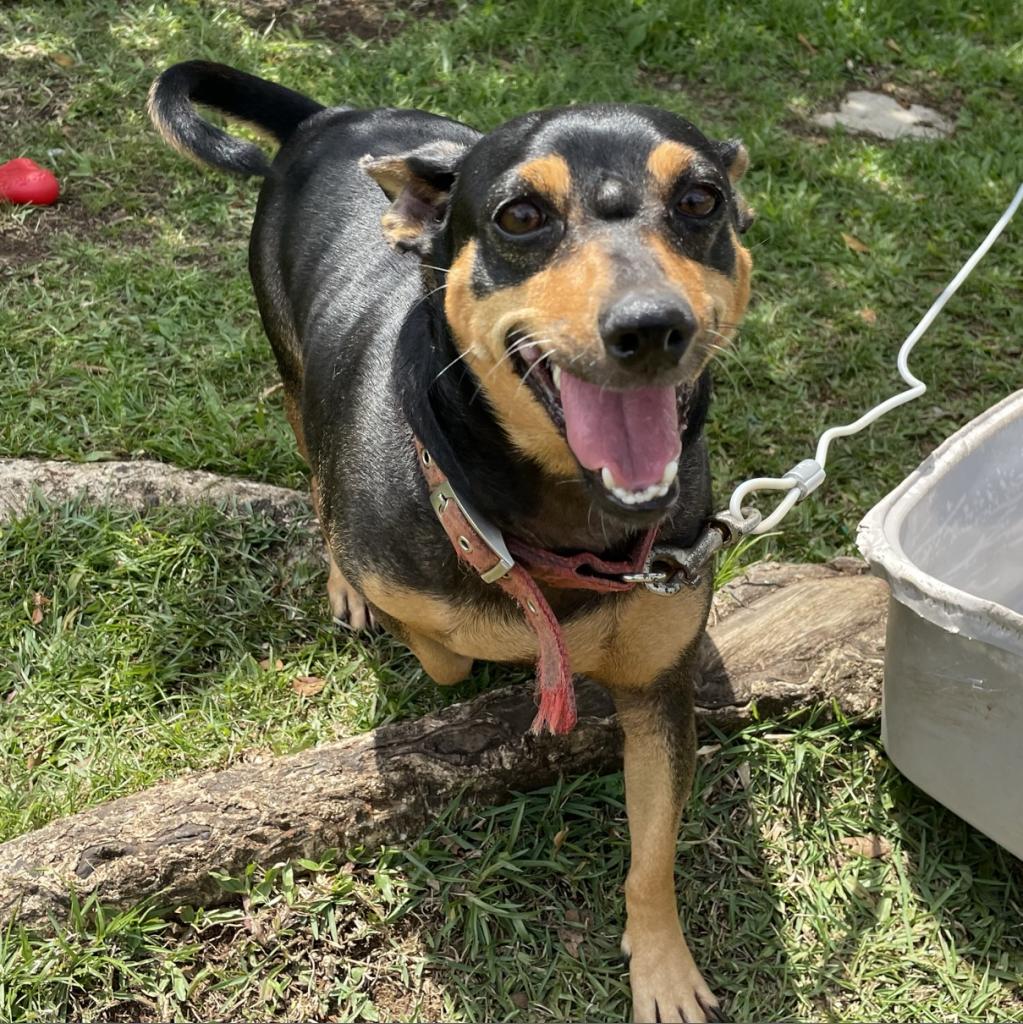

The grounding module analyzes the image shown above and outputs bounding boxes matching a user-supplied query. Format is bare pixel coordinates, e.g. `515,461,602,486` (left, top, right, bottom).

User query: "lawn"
1,0,1022,1020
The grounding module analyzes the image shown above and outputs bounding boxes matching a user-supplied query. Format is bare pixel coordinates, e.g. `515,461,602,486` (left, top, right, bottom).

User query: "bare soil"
226,0,451,42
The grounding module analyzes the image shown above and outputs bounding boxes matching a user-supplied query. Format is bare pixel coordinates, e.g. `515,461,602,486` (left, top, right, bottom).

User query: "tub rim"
857,388,1023,656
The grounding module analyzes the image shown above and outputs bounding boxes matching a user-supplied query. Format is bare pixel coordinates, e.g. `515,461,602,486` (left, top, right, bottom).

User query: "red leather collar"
414,437,656,735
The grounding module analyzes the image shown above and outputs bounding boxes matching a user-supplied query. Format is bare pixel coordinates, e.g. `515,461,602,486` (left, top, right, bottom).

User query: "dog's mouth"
509,335,691,512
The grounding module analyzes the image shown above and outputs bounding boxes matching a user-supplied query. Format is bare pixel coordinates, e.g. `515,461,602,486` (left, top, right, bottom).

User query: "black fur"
150,60,754,1021
149,61,325,177
148,64,741,602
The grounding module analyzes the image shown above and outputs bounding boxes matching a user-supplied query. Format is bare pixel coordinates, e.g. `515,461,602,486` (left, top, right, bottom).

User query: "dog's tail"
148,61,324,177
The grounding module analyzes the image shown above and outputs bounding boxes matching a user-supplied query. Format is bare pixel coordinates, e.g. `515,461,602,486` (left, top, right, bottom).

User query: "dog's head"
363,105,753,518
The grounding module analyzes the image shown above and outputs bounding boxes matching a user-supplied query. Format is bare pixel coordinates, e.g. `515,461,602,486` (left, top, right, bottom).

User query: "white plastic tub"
857,389,1023,858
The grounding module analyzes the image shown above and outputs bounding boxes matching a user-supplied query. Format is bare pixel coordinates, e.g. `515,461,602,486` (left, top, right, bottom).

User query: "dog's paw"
622,927,722,1024
327,558,376,631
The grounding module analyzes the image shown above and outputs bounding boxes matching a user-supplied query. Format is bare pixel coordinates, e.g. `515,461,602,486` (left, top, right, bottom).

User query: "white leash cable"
728,181,1023,536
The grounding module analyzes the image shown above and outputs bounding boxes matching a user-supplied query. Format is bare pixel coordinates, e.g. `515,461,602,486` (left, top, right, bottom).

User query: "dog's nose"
600,294,698,373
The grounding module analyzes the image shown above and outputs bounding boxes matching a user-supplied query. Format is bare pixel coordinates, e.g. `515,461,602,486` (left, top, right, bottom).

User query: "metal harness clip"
623,506,763,595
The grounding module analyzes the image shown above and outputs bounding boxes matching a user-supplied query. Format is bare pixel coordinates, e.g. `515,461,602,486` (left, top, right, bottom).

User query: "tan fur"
617,700,717,1022
444,239,613,477
646,140,696,194
646,232,752,346
360,153,449,247
360,571,708,688
404,628,475,685
282,387,308,462
147,79,206,169
517,153,573,206
726,142,750,183
380,211,423,247
147,77,277,170
359,153,418,199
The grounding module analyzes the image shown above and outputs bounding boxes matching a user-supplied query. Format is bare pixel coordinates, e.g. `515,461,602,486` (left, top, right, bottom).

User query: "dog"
149,61,753,1023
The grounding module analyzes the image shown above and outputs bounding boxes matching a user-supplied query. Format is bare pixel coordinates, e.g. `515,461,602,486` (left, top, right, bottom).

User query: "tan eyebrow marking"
517,153,573,206
646,140,696,193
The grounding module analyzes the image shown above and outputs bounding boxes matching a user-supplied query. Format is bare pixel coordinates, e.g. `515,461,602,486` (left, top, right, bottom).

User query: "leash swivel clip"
622,506,762,595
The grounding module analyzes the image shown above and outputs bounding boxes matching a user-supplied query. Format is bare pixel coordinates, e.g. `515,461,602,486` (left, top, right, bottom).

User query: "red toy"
0,158,60,206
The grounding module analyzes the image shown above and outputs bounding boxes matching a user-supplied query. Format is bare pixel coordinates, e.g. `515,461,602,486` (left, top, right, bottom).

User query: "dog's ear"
361,140,470,254
714,137,755,234
715,138,749,184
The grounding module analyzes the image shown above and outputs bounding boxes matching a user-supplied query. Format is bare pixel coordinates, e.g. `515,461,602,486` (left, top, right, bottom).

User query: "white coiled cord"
727,182,1023,535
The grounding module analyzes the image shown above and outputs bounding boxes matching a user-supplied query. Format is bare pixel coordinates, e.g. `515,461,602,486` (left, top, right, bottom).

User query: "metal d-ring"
624,507,764,595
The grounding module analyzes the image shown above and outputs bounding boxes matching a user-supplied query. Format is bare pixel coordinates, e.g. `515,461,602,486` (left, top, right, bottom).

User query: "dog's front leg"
612,671,721,1024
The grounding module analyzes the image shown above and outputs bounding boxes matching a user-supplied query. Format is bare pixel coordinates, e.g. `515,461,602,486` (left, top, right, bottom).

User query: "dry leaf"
510,992,529,1010
796,33,818,55
557,926,582,958
238,746,273,765
30,592,49,625
735,760,752,790
258,657,285,672
858,307,878,326
51,52,76,69
564,907,580,924
553,827,569,850
885,37,902,54
838,834,892,860
841,232,871,254
291,674,326,696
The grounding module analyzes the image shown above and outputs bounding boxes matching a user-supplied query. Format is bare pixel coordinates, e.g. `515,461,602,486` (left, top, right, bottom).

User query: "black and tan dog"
149,61,752,1023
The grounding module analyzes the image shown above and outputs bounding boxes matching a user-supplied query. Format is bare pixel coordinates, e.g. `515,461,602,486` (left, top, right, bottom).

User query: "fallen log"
0,458,310,525
0,558,887,933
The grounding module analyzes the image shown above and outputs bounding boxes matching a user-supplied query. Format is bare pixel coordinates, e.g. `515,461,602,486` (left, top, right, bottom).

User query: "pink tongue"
559,370,682,491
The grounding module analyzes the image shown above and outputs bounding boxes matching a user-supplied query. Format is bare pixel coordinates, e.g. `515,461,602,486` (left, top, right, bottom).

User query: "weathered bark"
0,558,888,934
0,458,310,525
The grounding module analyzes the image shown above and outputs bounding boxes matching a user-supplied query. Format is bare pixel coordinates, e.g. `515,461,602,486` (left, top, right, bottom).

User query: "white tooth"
661,459,679,486
601,467,616,491
552,365,562,389
607,478,674,505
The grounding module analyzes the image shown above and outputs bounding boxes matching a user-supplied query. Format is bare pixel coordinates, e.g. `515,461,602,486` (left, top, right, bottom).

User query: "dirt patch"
634,69,740,126
0,197,154,278
0,52,75,132
226,0,451,43
0,48,150,274
0,207,58,276
0,229,48,271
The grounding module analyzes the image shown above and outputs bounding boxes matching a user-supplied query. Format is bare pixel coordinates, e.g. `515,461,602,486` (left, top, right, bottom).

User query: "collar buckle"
429,479,515,583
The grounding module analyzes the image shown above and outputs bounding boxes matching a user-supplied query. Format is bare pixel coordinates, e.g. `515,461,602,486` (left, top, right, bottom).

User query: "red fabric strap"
414,438,653,735
506,529,657,592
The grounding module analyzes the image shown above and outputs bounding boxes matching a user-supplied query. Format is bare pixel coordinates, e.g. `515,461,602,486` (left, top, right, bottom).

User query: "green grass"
2,0,1023,1020
4,725,1022,1022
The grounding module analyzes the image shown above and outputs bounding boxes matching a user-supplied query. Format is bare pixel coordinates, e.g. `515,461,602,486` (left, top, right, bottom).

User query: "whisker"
433,346,474,384
407,281,448,316
492,331,545,373
518,348,554,387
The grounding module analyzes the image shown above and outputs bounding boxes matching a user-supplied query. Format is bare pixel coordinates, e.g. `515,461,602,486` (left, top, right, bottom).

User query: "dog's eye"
495,199,546,236
675,186,719,218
